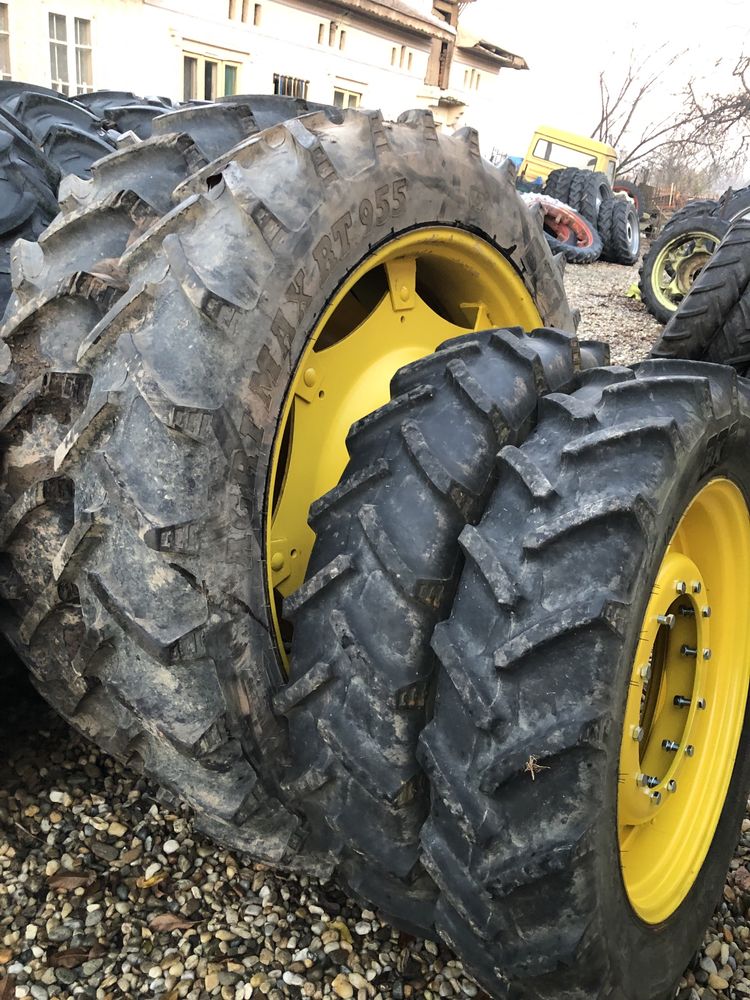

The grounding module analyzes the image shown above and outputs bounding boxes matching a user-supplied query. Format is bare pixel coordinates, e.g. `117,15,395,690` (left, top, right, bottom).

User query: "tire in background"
543,166,579,203
528,194,602,264
651,220,750,370
420,360,750,1000
613,177,645,217
568,169,612,226
639,213,729,324
600,198,640,264
278,328,608,936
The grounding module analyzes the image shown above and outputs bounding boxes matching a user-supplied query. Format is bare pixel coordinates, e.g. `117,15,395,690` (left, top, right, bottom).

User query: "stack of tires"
640,184,750,323
3,80,750,1000
540,165,640,265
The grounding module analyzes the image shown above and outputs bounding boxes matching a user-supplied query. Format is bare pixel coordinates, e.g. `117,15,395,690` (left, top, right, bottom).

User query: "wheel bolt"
651,791,662,804
631,726,645,742
637,773,659,788
667,779,678,793
674,695,691,707
697,698,707,710
684,745,695,757
681,645,697,657
692,581,702,594
657,614,675,629
702,606,711,618
640,664,652,682
679,606,696,617
703,648,712,660
675,580,687,594
662,740,679,752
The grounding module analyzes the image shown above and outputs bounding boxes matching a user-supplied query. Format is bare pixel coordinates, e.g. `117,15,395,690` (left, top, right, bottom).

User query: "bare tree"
592,48,749,179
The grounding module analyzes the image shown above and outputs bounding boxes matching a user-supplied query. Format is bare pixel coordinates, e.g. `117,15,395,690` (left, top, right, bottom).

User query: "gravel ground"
0,259,746,1000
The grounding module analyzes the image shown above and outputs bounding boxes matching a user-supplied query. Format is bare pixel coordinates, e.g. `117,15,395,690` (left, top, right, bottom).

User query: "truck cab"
520,126,617,184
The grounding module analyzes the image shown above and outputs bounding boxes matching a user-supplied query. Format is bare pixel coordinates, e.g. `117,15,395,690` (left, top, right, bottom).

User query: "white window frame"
48,12,93,95
333,86,361,109
183,49,241,101
0,3,10,81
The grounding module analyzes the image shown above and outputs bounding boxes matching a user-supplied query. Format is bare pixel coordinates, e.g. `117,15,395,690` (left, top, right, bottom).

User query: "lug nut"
692,581,702,594
640,664,652,682
697,698,707,710
631,726,645,742
684,745,695,757
681,645,697,657
657,614,675,629
667,779,678,793
662,740,680,752
703,648,712,660
674,695,691,707
675,580,687,594
651,791,662,804
702,606,711,618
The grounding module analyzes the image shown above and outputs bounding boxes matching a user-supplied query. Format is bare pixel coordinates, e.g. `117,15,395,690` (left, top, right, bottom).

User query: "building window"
328,23,337,46
49,13,69,95
475,71,480,90
399,45,406,68
184,52,240,101
391,46,397,66
318,23,325,45
273,74,308,100
426,38,452,88
463,68,469,87
0,4,10,81
74,17,92,93
228,0,237,18
254,3,262,26
333,87,361,109
339,30,346,50
407,51,413,71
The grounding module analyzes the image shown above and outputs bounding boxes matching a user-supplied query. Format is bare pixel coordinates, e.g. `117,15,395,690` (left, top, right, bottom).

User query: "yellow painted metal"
520,125,617,183
618,478,750,924
651,231,720,312
267,227,542,661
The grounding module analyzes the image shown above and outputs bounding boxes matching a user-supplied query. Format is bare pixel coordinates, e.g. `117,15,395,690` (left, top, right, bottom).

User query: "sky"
459,0,750,164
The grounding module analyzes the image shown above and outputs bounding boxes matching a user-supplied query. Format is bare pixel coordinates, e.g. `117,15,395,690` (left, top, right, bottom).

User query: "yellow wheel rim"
618,478,750,924
267,226,542,663
651,231,720,312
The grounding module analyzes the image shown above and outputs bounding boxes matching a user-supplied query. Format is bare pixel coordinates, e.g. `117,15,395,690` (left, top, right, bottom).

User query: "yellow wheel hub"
652,231,720,312
619,478,750,924
267,227,542,661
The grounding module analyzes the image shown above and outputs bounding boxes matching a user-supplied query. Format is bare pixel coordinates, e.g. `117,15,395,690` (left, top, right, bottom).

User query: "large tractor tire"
599,197,641,264
278,327,608,934
420,360,750,1000
0,114,59,314
664,198,719,232
568,169,612,226
652,220,750,370
0,85,115,179
543,166,579,203
0,108,573,870
639,213,729,323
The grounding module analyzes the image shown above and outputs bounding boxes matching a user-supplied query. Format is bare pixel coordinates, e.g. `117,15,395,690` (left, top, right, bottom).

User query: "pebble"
332,974,354,999
164,838,180,854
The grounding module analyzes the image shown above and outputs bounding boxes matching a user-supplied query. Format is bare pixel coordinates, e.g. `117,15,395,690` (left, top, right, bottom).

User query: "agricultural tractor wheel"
568,169,612,226
652,220,750,370
278,327,608,935
599,197,640,264
640,214,729,323
664,198,719,233
0,108,573,869
420,360,750,1000
524,193,602,264
543,166,579,203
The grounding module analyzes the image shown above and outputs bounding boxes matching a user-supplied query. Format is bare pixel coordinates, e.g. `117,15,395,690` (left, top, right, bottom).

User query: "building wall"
4,0,512,149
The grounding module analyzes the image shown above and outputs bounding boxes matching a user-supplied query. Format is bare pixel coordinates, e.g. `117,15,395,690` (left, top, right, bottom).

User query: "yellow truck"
519,124,617,184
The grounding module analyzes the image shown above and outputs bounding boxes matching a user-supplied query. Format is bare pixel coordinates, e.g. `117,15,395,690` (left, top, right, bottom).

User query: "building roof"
455,26,528,69
323,0,455,41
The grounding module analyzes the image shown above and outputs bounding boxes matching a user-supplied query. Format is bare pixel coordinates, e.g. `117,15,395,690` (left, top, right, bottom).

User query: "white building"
0,0,527,144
